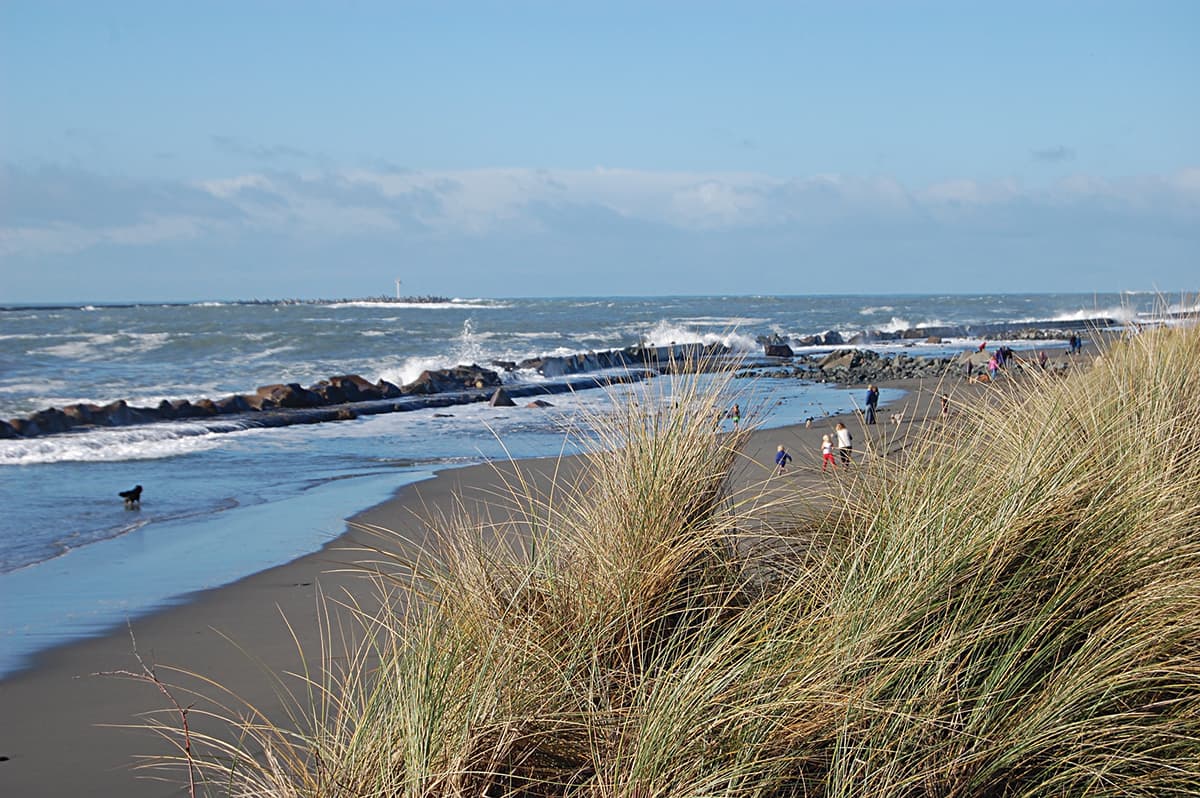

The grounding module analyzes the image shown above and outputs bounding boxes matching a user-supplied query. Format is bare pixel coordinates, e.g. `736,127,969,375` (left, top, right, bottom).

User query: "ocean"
0,292,1184,676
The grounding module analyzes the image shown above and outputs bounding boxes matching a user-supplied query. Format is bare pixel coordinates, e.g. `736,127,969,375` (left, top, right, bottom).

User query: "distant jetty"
254,295,454,306
0,296,456,313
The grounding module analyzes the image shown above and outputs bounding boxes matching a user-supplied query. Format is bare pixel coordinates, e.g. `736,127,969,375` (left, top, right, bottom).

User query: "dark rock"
241,393,274,411
490,388,517,407
525,399,553,408
62,403,99,425
490,360,518,371
97,400,135,426
311,381,348,404
376,379,402,399
402,365,501,395
9,417,41,436
401,371,437,395
30,408,71,435
0,420,15,438
764,343,794,358
334,408,357,421
214,395,253,414
13,418,43,435
256,383,322,408
329,374,381,402
162,399,209,419
192,399,219,416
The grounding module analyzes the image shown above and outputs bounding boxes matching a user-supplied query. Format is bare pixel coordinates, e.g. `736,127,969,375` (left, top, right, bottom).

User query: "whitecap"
627,320,759,354
0,421,247,466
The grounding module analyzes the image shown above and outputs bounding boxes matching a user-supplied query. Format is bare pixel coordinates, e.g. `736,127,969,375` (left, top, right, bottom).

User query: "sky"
1,1,1197,302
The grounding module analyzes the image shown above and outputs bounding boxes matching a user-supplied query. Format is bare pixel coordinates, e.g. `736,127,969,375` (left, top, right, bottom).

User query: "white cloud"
3,163,1199,263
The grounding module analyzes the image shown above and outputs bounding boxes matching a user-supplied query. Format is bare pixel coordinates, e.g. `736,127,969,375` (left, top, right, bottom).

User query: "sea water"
0,292,1187,676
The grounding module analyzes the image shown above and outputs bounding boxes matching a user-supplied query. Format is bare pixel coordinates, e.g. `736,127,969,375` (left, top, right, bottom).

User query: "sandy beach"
0,372,983,796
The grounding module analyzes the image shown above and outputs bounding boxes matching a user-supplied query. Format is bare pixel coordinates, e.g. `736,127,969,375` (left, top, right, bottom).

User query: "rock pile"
0,365,501,439
0,342,734,440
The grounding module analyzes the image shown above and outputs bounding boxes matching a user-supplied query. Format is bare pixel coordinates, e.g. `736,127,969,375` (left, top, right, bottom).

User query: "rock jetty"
1,342,729,440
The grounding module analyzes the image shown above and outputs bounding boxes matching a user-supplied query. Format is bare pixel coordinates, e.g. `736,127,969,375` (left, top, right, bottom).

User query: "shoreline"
0,371,1002,796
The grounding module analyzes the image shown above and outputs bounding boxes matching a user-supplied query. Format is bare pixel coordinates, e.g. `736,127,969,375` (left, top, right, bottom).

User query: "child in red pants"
821,434,836,471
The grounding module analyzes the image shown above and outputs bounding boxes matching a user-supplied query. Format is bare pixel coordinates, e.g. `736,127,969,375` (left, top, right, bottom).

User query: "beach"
0,368,982,797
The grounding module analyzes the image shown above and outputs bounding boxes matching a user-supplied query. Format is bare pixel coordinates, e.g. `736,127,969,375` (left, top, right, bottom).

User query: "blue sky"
2,2,1197,301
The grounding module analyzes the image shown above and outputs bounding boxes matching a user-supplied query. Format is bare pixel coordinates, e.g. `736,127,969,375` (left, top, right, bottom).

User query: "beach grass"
141,327,1200,796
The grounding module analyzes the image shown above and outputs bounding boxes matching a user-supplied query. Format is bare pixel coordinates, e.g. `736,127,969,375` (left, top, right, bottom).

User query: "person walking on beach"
774,444,792,474
821,434,836,472
835,422,853,466
987,355,999,381
864,384,879,425
730,403,741,427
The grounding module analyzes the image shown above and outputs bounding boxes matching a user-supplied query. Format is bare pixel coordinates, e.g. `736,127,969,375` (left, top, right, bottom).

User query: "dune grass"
143,328,1200,796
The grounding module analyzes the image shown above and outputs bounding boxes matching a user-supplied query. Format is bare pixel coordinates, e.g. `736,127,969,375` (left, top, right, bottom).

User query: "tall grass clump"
141,329,1200,796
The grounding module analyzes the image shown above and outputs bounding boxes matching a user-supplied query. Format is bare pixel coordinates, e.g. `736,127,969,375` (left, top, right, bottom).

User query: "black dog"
119,484,143,508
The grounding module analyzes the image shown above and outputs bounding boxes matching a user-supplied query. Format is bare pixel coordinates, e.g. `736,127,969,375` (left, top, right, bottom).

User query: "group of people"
774,421,853,474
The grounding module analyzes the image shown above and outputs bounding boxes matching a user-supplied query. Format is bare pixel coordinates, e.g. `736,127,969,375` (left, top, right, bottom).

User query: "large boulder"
764,343,794,358
30,408,73,434
310,381,347,404
96,400,136,426
62,403,99,425
328,374,381,402
818,349,860,372
8,417,40,436
255,383,322,409
192,398,219,416
214,395,253,414
0,419,15,438
819,330,845,346
376,379,402,399
402,365,502,395
160,399,214,419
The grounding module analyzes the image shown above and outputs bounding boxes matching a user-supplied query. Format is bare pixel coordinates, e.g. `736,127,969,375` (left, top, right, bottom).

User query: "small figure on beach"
940,393,950,421
835,422,853,466
821,434,836,471
864,384,879,425
978,340,988,353
1038,350,1048,370
119,484,143,509
987,355,999,381
774,444,792,474
730,403,741,427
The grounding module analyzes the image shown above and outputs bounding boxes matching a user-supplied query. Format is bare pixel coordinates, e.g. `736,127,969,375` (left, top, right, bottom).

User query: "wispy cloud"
211,135,316,163
3,163,1198,281
1032,145,1076,163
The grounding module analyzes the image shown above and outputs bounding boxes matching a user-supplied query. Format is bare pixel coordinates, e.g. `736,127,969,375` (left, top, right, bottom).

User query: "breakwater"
1,342,730,440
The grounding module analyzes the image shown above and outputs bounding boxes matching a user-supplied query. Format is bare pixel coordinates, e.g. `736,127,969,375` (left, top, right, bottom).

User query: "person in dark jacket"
864,384,879,425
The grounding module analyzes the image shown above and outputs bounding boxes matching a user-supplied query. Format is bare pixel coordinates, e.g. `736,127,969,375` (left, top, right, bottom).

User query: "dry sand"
0,372,992,796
